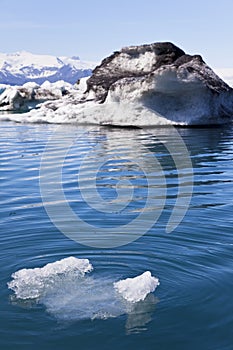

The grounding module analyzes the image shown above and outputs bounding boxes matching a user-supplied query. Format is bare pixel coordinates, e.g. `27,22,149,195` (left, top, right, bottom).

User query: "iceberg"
3,42,233,126
0,80,75,111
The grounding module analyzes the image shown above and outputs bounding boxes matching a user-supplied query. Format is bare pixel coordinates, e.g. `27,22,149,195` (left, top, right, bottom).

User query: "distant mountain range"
0,51,96,85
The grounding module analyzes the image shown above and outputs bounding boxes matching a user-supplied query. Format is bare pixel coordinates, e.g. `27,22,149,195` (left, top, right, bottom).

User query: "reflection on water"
125,294,158,334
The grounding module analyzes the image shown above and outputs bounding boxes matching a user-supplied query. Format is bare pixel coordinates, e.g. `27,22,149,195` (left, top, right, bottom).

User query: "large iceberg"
2,42,233,125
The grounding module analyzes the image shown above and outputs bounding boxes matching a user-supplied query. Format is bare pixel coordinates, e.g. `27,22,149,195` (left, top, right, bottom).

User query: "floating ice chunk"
114,271,159,303
7,256,93,300
8,260,159,327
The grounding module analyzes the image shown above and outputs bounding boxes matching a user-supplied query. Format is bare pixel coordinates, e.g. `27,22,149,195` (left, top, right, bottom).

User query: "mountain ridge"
0,51,96,85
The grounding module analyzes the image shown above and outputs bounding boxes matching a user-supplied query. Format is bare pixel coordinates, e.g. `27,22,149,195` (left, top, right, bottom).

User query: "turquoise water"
1,121,233,349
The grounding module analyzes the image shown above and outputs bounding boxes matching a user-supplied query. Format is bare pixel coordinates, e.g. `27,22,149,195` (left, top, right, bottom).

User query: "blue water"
1,121,233,350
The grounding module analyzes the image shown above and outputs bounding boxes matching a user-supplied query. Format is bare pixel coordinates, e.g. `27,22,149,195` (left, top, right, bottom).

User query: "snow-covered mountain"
0,51,96,85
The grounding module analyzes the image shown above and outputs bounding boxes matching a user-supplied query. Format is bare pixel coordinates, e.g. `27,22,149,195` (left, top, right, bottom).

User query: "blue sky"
1,0,233,67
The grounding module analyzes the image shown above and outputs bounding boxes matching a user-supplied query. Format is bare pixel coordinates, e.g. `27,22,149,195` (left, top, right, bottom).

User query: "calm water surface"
1,121,233,350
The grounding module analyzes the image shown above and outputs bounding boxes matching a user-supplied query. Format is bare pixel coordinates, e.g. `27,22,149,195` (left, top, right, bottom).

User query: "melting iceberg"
8,257,159,325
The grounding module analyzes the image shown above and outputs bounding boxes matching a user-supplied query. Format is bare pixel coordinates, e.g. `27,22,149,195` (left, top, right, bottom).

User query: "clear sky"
1,0,233,67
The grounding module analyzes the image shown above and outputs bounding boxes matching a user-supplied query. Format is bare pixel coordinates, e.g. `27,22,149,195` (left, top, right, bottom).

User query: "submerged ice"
8,257,159,323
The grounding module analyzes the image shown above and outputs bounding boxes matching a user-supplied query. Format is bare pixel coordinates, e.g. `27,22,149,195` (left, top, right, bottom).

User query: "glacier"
1,42,233,126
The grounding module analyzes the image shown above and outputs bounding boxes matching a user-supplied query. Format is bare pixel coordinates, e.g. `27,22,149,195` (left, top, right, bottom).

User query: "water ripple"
1,123,233,349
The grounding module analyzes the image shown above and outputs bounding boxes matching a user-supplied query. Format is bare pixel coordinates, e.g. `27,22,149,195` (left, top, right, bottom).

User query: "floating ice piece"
7,256,93,300
0,80,77,111
8,259,160,326
114,271,160,303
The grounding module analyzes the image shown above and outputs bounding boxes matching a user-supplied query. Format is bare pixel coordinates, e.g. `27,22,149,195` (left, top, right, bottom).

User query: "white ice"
114,271,160,303
8,257,93,300
1,65,232,125
0,80,77,111
8,257,159,323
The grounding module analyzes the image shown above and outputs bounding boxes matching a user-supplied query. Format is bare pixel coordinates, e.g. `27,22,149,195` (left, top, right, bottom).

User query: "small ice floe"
114,271,160,303
7,256,93,300
8,257,159,328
